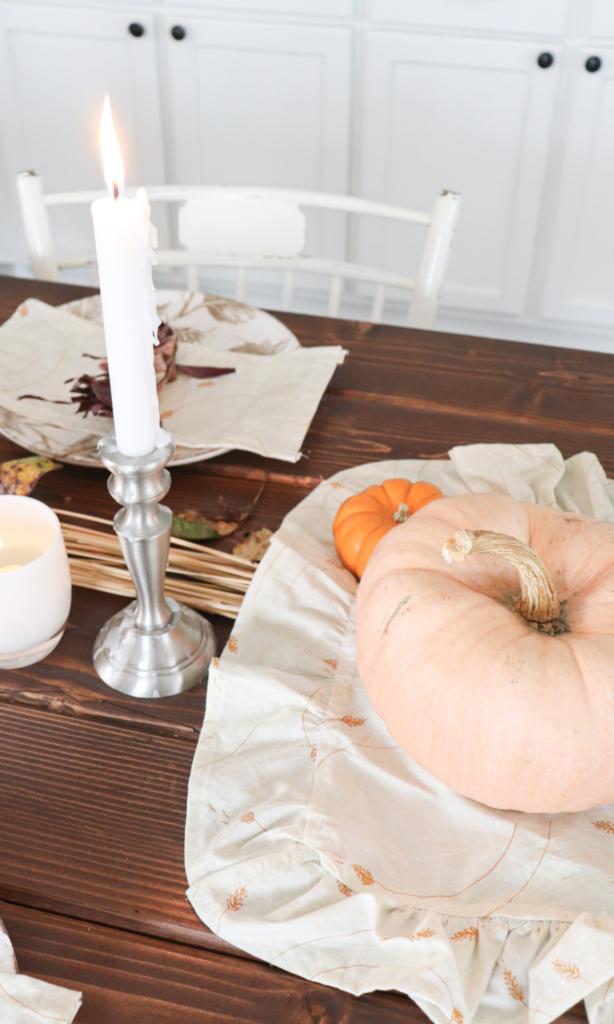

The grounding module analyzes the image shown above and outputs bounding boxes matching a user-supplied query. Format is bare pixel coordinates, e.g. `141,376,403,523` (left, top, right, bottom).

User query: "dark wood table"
0,273,600,1023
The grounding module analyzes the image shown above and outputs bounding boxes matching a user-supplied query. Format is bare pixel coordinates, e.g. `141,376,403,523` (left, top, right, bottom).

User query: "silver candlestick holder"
93,431,216,698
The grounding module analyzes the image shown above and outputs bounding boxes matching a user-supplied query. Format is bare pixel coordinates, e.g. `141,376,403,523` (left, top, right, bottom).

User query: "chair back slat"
236,267,248,304
328,276,342,319
281,271,294,312
18,174,461,327
371,284,385,324
187,265,199,292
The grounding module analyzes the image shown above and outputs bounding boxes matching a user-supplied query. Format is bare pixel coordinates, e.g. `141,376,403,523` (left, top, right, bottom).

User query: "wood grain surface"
2,903,428,1024
0,274,597,1022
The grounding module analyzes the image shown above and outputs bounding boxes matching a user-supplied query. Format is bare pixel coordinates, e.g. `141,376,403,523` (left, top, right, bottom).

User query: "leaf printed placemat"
0,292,342,465
186,443,614,1024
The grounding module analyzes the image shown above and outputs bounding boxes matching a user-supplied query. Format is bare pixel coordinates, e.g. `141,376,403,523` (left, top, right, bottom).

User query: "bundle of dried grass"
54,508,256,619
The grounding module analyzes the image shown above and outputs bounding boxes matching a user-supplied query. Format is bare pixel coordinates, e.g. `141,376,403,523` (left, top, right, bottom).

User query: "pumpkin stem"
442,529,561,625
392,503,410,523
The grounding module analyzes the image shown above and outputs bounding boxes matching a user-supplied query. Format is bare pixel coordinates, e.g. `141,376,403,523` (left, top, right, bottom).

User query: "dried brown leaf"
233,528,273,562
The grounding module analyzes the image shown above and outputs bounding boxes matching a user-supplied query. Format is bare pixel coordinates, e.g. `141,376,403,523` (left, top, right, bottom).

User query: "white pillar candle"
0,497,71,666
91,97,163,457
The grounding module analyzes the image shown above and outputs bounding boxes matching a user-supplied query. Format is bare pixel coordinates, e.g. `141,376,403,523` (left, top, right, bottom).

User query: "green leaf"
171,514,220,541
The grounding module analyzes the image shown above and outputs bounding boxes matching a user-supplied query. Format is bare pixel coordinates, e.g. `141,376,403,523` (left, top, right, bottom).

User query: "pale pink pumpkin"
355,491,614,813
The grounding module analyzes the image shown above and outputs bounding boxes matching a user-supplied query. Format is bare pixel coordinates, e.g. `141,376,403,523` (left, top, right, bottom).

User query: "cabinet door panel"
542,49,614,326
366,0,570,36
0,4,166,263
163,18,351,257
165,0,354,16
357,33,561,315
589,1,614,39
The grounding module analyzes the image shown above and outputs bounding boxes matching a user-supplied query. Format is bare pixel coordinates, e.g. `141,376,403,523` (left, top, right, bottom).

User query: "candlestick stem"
93,431,215,698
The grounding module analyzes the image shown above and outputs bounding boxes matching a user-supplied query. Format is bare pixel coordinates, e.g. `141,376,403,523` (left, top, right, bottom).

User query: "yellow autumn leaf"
0,456,60,496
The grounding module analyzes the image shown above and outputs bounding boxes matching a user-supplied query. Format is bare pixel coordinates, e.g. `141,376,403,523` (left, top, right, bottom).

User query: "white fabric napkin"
186,443,614,1024
0,916,81,1023
0,299,345,462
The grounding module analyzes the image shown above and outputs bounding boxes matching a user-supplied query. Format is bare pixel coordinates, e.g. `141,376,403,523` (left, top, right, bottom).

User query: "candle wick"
112,181,119,200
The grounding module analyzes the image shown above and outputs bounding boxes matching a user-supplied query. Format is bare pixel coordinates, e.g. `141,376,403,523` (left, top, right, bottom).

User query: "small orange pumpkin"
333,478,443,578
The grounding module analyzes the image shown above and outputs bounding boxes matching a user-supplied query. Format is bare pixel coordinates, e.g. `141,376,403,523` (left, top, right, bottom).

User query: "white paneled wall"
2,0,614,350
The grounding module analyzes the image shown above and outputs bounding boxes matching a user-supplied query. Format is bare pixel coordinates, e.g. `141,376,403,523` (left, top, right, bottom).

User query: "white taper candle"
90,97,163,457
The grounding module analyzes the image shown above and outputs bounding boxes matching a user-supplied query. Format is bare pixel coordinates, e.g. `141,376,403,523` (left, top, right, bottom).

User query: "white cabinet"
588,1,614,39
357,33,562,316
0,3,166,260
2,0,614,347
162,17,352,257
542,47,614,326
366,0,571,37
164,0,354,15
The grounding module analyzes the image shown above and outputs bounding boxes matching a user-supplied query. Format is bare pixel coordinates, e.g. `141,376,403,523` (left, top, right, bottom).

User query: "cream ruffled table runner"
186,444,614,1024
0,916,81,1022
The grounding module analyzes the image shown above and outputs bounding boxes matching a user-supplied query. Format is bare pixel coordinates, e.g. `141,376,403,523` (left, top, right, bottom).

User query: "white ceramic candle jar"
0,496,71,668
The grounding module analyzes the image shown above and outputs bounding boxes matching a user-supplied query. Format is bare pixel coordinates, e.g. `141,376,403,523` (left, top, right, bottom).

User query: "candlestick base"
93,597,214,699
92,431,216,699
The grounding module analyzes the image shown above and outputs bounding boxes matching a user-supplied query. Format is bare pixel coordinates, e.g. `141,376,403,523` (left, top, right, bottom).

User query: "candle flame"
100,95,124,199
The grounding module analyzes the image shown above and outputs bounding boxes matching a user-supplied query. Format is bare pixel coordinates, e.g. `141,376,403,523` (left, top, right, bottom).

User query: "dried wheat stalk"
54,508,256,620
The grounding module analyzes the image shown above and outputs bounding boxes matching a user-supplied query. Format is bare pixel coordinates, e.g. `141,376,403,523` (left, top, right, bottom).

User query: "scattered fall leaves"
0,455,60,495
233,528,273,562
172,474,269,543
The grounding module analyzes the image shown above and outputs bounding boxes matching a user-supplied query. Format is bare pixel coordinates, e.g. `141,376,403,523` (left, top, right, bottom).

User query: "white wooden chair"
16,172,461,328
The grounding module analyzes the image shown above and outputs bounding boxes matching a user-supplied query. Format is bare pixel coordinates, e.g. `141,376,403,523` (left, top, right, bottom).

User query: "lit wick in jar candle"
0,531,21,572
0,497,71,668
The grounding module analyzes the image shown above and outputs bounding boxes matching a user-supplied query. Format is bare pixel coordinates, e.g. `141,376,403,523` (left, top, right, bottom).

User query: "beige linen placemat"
0,915,81,1022
186,443,614,1024
0,299,345,462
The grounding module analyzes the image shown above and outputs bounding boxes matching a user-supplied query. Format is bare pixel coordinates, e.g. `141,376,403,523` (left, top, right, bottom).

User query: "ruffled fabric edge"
189,859,614,1023
186,447,614,1024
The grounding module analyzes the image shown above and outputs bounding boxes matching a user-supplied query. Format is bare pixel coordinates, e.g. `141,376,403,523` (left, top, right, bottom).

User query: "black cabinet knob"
537,52,554,69
171,25,186,40
586,55,602,72
128,22,145,38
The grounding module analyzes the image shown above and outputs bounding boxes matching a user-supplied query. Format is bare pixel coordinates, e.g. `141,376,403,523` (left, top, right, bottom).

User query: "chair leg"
236,267,248,303
370,284,385,324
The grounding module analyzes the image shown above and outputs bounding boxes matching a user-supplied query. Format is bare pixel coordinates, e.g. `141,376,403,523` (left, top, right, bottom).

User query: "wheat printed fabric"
185,444,614,1024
